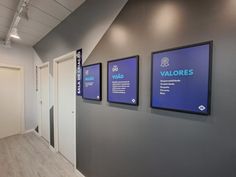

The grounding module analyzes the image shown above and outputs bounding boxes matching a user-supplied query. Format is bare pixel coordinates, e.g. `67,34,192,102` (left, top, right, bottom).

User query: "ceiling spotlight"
20,10,29,20
20,4,29,20
10,28,20,39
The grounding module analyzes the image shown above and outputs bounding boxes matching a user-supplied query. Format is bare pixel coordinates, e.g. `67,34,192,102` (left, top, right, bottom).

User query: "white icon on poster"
112,65,119,72
76,52,81,58
160,57,170,67
198,105,206,111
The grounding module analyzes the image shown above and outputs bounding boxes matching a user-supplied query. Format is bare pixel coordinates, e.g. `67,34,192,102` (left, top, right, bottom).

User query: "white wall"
0,43,38,130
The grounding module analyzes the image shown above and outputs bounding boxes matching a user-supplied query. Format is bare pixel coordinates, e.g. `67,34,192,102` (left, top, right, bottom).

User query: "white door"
57,58,75,164
39,64,50,142
0,66,22,139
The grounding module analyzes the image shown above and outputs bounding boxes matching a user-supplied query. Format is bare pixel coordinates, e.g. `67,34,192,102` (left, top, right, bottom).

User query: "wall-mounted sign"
82,63,102,101
107,56,139,105
151,41,212,115
76,49,82,96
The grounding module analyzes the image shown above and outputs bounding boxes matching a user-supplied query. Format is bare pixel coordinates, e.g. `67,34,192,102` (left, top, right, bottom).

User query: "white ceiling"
0,0,85,46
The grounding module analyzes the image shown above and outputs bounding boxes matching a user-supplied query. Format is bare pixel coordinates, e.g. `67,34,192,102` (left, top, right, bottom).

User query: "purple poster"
82,63,102,101
108,56,139,105
151,41,212,115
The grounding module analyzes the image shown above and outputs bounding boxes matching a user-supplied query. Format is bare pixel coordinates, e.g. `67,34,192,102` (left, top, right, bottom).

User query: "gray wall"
77,0,236,177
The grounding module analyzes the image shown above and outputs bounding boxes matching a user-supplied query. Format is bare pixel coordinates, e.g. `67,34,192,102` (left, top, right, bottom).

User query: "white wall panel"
28,6,61,28
0,16,12,27
19,19,52,34
0,43,37,130
0,5,14,20
0,0,18,10
55,0,85,12
30,0,70,21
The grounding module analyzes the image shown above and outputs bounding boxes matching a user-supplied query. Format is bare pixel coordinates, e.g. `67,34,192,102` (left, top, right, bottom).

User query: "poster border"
107,55,139,106
150,41,213,115
82,63,102,101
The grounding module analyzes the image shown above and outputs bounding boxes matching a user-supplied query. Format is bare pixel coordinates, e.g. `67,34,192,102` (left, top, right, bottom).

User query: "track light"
10,28,20,39
20,2,29,20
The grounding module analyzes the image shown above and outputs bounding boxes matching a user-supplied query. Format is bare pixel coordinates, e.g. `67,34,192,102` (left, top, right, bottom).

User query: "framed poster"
107,56,139,105
76,49,83,96
82,63,102,101
151,41,212,115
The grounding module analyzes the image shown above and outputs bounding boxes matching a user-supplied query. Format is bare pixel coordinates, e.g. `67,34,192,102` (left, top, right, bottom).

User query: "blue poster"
151,42,212,114
76,49,83,96
108,56,139,105
82,63,102,101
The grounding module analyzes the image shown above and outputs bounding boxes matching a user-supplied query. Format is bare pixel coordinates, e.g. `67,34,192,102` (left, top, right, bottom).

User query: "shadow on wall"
108,102,138,111
150,108,209,122
83,99,102,105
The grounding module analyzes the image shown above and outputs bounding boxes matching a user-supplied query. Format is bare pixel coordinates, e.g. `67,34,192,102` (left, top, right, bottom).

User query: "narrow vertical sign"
76,49,83,96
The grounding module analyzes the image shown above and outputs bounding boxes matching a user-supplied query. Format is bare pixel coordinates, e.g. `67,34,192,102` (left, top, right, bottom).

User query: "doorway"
0,64,24,139
38,62,50,142
53,52,76,166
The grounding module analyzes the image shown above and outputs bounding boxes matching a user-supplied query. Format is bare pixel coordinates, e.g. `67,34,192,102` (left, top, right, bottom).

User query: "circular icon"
160,57,170,67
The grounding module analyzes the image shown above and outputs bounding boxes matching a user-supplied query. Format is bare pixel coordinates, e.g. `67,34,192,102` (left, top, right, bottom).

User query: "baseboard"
23,129,35,134
75,169,85,177
49,145,56,152
34,130,40,136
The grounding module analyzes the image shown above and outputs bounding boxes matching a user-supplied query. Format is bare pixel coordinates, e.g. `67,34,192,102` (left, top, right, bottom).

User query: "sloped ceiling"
33,0,128,63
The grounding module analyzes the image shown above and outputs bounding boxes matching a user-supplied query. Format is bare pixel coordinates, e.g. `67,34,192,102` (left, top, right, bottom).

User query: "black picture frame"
151,41,213,115
82,63,102,101
107,55,139,106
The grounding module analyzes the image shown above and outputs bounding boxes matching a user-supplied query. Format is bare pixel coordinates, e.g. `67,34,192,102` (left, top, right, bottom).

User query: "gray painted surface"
33,0,127,66
50,106,54,147
77,0,236,177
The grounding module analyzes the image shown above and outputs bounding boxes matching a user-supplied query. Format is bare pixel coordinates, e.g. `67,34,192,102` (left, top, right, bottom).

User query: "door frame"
0,63,25,134
37,62,50,143
53,51,77,167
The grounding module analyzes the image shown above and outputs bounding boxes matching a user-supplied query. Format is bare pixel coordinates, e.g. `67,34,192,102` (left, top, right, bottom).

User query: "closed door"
57,58,75,164
39,65,50,142
0,66,22,139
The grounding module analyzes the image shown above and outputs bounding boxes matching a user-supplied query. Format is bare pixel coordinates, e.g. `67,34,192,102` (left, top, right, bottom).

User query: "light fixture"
20,9,29,20
10,28,20,39
4,0,30,45
20,2,29,20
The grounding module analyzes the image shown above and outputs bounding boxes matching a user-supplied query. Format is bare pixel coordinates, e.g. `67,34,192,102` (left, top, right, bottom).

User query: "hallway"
0,132,78,177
